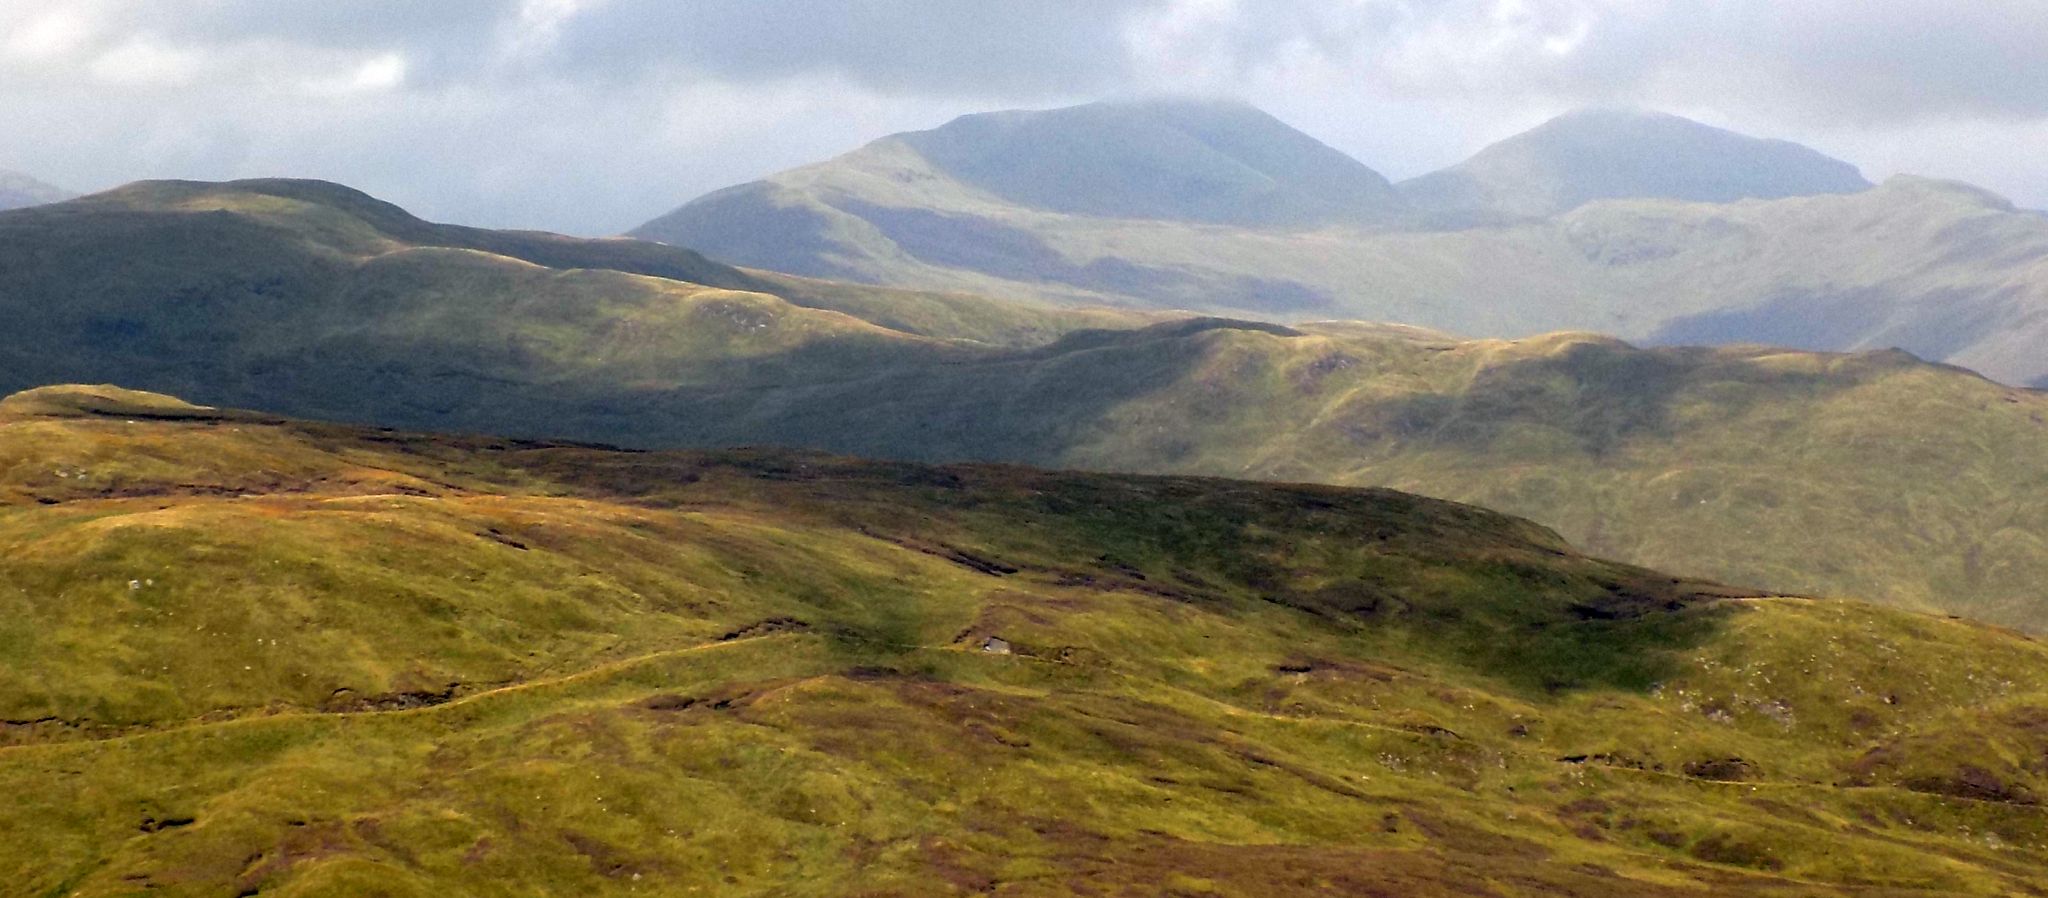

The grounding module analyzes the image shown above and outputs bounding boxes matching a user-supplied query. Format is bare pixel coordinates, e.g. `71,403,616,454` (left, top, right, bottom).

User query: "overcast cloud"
2,0,2043,234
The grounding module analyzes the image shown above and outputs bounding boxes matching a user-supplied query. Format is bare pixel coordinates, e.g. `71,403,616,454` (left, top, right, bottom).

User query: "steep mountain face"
1398,108,1873,221
5,385,2047,896
633,104,2048,387
0,168,73,210
4,180,2048,632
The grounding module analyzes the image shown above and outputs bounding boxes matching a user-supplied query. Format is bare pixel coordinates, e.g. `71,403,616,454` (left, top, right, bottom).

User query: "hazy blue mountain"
631,103,2047,386
1399,108,1873,222
0,169,72,211
893,99,1404,227
629,98,1408,293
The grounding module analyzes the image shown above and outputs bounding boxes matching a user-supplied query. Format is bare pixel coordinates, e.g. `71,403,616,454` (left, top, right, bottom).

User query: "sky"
2,0,2044,235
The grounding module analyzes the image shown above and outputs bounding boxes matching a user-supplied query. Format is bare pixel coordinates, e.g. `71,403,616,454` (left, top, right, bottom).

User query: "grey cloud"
2,0,2046,234
129,1,498,48
105,0,1172,96
1666,1,2048,124
536,0,1169,96
1210,0,2048,126
52,1,520,90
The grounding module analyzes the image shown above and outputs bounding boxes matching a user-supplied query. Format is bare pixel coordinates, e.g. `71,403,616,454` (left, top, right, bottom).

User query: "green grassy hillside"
1038,325,2048,633
574,317,2048,632
4,177,1147,360
6,179,2048,636
632,102,2048,387
0,178,1152,421
4,385,2047,896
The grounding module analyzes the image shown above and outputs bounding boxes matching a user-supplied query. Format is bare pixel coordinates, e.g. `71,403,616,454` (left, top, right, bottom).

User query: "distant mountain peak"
879,98,1402,228
1548,105,1692,123
630,98,1409,284
937,94,1263,124
1875,174,2018,212
1526,106,1831,147
1400,108,1872,221
0,169,74,211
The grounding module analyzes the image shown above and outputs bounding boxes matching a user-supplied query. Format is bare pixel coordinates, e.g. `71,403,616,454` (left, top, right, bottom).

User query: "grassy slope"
3,385,2048,897
0,178,1142,359
7,180,2048,635
1050,326,2048,632
501,318,2048,634
0,178,1153,428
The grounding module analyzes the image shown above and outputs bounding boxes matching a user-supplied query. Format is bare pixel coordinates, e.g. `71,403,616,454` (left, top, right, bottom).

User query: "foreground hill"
0,168,72,211
5,179,2047,633
3,385,2046,896
634,101,2048,387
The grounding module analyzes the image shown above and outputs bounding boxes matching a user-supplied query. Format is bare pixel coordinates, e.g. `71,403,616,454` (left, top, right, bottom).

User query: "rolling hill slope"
0,177,1153,422
633,101,2048,386
629,320,2048,633
4,385,2047,896
5,180,2047,633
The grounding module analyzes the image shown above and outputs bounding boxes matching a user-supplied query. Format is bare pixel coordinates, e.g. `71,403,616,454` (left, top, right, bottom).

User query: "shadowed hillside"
3,385,2046,896
5,179,2048,634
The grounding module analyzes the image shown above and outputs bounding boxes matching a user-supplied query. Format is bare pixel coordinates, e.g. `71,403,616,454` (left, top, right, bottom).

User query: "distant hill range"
634,100,2048,388
0,168,73,211
4,178,2047,632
